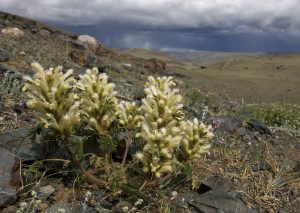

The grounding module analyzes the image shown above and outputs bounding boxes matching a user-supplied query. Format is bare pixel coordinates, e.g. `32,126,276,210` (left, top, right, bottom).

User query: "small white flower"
122,206,129,212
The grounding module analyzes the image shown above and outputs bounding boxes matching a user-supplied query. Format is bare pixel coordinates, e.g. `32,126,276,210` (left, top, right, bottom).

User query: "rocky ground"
0,11,300,213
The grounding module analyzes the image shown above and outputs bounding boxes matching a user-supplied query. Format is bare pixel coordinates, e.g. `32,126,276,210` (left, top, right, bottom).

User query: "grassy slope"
124,49,300,104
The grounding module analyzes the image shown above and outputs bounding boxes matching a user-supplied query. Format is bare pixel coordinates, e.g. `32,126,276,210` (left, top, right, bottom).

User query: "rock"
112,200,132,213
77,35,100,52
38,29,51,38
36,203,49,212
95,204,113,213
0,147,21,208
13,103,25,114
37,185,55,200
74,205,96,213
47,203,71,213
85,54,97,67
0,50,10,62
125,79,134,85
1,205,18,213
30,27,38,34
196,183,212,194
1,27,24,37
186,189,258,213
98,199,113,209
251,161,272,172
0,128,45,161
247,120,271,135
210,116,243,133
122,63,133,70
67,40,86,50
0,63,23,80
237,127,247,136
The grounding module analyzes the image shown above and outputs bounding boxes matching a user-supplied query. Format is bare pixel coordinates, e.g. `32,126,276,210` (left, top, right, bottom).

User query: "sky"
1,0,300,52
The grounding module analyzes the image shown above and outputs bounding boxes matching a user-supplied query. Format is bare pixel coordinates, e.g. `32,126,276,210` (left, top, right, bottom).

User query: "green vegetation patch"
239,103,300,130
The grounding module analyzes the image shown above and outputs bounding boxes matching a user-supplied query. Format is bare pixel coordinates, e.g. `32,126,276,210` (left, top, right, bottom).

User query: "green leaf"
69,136,87,160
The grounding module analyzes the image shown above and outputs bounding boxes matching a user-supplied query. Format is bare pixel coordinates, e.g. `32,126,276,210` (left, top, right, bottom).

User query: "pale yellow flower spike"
117,101,140,129
181,118,213,160
77,67,118,135
23,63,80,136
136,76,184,178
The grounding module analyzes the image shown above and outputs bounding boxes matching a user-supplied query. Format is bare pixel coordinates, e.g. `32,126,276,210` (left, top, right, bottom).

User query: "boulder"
77,35,100,52
1,27,24,37
0,128,45,162
0,147,21,208
38,29,51,38
187,189,258,213
178,176,257,213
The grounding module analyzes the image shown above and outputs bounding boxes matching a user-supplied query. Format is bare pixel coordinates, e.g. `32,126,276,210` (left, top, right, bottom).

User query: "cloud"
1,0,300,52
1,0,300,36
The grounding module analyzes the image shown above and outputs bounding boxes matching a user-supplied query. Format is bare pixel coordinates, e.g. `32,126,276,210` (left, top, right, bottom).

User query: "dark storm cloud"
63,23,300,52
1,0,300,52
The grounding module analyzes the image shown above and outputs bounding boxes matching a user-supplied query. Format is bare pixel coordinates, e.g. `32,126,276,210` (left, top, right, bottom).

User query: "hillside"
0,11,300,213
124,49,300,104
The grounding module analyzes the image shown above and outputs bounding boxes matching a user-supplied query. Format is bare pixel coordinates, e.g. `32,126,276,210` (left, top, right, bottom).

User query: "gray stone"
98,200,113,209
188,189,258,213
74,205,97,213
38,29,51,38
95,204,113,213
0,63,23,80
237,127,247,136
0,50,10,62
0,147,21,207
0,128,45,161
37,185,55,200
251,161,272,172
247,120,271,135
47,203,71,213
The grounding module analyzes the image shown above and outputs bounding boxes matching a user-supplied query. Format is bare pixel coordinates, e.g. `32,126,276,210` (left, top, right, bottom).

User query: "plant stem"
121,131,132,166
61,137,106,187
104,153,111,175
147,174,172,186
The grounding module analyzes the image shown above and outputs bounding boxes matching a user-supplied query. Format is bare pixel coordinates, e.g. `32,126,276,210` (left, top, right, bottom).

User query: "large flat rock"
0,128,45,161
0,147,21,207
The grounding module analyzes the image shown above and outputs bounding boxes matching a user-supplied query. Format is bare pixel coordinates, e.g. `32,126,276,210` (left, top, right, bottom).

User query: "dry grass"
125,49,300,104
196,133,300,212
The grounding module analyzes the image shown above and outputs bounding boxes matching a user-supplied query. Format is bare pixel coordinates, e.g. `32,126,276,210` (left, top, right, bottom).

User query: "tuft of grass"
0,74,24,106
